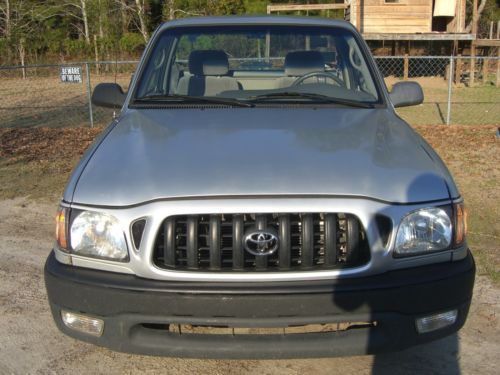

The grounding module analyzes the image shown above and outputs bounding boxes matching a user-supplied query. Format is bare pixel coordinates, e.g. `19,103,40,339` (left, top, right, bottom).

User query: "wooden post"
472,0,478,36
482,57,488,84
403,54,409,80
490,21,494,39
455,54,462,84
470,0,478,86
470,43,476,86
446,56,454,125
496,47,500,87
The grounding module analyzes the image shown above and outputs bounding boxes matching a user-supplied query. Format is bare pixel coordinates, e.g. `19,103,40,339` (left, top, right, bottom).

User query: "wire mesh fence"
0,56,499,128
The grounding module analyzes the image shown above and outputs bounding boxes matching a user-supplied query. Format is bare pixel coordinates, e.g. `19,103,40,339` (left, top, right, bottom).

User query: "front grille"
152,213,369,272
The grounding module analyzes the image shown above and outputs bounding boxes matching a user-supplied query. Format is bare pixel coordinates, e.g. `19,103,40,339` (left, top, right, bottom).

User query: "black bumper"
44,251,475,359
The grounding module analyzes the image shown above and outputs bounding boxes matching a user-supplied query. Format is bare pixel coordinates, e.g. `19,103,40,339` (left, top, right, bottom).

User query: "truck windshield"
134,25,381,105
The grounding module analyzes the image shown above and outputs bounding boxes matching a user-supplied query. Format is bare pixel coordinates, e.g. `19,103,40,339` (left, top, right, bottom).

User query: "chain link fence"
375,56,500,125
0,56,499,128
0,61,136,128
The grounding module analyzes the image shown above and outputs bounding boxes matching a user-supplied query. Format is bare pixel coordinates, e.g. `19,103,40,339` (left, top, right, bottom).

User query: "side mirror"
91,83,126,109
389,81,424,108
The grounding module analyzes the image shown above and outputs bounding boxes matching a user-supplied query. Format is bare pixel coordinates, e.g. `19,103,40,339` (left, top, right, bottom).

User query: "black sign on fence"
60,66,82,83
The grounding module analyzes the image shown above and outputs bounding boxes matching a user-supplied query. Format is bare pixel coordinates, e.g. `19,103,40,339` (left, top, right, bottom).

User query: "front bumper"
45,250,475,359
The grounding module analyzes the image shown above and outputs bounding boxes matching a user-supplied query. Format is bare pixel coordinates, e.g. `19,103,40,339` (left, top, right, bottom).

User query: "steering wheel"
292,71,344,87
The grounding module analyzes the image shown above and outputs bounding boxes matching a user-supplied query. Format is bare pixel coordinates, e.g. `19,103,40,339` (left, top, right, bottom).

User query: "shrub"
119,33,146,54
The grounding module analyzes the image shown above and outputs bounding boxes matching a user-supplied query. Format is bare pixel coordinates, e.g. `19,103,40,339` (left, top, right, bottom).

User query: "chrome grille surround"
55,196,466,282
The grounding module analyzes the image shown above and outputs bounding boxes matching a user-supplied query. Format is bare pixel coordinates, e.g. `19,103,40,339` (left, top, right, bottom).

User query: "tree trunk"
120,0,129,33
98,0,104,39
4,0,11,39
135,0,148,43
465,0,487,33
19,37,26,79
4,0,11,62
167,0,174,20
81,0,90,44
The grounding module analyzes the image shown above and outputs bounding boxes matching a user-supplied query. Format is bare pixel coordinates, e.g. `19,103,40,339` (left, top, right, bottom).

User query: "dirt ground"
0,126,499,374
0,198,498,375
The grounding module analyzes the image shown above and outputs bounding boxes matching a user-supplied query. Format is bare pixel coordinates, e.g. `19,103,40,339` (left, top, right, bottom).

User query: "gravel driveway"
0,198,498,375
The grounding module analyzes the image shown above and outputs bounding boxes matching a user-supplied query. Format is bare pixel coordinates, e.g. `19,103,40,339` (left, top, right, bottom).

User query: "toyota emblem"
243,230,279,256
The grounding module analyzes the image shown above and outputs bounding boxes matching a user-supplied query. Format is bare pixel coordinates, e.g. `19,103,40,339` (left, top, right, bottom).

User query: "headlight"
394,207,452,257
70,211,128,261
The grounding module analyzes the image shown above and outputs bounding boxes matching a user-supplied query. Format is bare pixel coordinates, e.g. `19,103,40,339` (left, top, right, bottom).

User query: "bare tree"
1,1,58,62
18,35,25,76
81,0,89,43
166,0,174,21
119,0,129,33
58,0,91,44
0,0,12,38
134,0,148,42
112,0,148,42
97,0,104,38
465,0,488,33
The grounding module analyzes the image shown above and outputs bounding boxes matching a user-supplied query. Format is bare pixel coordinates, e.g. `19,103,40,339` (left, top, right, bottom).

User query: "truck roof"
158,16,357,31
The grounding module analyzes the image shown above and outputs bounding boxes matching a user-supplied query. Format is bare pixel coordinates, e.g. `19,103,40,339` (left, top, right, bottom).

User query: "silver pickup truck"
45,16,475,359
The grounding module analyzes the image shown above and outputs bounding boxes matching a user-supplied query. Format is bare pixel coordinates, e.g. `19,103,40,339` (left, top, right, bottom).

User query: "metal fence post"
85,62,94,128
446,56,454,125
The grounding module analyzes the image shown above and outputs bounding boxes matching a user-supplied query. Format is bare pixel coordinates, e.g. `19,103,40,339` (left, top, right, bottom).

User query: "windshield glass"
134,25,381,105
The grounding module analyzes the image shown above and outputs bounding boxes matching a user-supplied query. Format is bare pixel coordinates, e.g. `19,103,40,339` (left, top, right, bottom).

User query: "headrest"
188,50,229,76
284,51,325,76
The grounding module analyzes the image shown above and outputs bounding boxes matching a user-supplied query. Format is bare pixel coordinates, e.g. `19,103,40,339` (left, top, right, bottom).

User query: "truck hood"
70,108,452,207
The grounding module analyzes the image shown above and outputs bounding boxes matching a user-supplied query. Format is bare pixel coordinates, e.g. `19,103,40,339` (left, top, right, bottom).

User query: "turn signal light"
56,207,68,250
454,203,467,246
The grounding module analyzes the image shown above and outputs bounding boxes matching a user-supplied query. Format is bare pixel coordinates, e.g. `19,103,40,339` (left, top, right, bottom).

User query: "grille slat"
163,218,176,267
153,213,369,272
209,215,221,270
324,213,338,266
186,216,198,269
301,214,314,268
278,215,291,269
346,215,360,264
232,215,244,270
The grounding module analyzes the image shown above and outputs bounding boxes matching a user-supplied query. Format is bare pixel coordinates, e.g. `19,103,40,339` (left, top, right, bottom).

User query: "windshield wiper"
134,94,254,108
248,92,375,108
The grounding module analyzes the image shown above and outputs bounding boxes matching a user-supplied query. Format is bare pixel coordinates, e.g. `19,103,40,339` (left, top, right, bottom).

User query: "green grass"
414,125,499,283
466,202,500,283
388,79,500,125
0,158,77,200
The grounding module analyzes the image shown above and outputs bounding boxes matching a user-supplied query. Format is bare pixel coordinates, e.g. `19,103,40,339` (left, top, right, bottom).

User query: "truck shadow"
331,172,465,374
371,334,460,374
